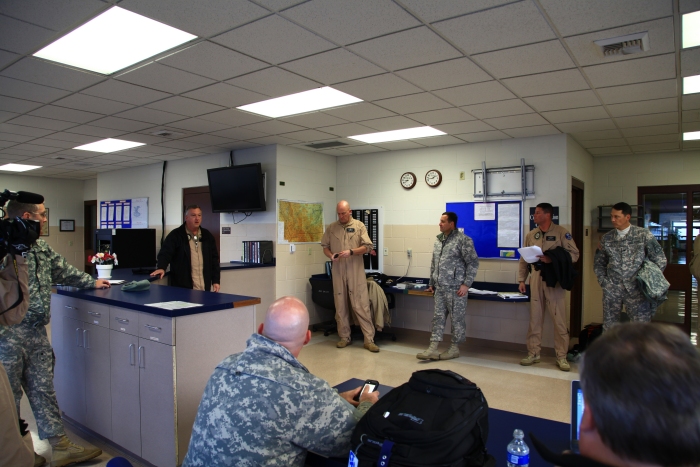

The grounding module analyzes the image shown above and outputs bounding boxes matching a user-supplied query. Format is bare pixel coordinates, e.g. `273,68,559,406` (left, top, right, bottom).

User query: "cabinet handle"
144,325,161,332
87,311,101,317
129,343,135,366
83,329,88,349
65,305,78,310
75,328,82,347
138,346,144,368
115,317,129,324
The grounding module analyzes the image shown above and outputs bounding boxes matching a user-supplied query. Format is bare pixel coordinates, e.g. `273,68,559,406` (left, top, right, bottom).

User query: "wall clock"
400,172,417,189
425,169,442,187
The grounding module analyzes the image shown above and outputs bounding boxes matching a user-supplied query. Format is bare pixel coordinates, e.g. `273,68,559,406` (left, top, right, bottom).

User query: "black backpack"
578,323,603,352
350,369,495,467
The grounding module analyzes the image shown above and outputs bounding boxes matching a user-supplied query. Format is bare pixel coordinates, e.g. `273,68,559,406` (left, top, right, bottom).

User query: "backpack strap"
377,440,394,467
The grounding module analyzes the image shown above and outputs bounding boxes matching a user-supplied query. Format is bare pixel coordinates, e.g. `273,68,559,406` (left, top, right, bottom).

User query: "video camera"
0,189,44,258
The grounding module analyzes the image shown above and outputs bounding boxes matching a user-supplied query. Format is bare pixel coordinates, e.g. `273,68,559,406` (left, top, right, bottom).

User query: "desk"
308,379,569,467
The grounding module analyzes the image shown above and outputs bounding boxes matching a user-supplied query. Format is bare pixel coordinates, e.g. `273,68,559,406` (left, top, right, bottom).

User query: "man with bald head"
321,200,378,352
183,296,378,467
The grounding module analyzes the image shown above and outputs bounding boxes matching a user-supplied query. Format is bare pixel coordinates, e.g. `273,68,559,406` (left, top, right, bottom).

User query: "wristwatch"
349,249,354,255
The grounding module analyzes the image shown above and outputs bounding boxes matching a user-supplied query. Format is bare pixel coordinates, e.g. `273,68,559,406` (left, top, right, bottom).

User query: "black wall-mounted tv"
207,163,266,213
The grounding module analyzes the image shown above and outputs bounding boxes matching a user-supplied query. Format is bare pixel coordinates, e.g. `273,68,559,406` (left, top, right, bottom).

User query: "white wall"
83,178,97,201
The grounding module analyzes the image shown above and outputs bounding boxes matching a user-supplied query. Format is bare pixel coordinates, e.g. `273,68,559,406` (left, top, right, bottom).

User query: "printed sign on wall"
100,197,148,229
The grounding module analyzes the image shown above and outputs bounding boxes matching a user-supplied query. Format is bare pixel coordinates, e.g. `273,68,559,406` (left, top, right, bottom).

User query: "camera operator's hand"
8,218,39,255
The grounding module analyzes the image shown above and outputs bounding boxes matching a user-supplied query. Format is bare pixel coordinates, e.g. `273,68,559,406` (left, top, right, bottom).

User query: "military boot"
439,343,460,360
556,358,571,372
416,342,440,360
336,338,351,348
519,354,540,366
49,435,101,467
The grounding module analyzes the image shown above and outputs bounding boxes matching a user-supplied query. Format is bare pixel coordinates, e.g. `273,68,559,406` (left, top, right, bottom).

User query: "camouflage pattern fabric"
428,230,479,343
183,334,372,467
0,239,95,439
636,259,669,307
594,226,667,330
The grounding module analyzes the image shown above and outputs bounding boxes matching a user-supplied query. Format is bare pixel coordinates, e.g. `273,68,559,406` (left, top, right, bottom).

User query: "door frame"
570,178,584,337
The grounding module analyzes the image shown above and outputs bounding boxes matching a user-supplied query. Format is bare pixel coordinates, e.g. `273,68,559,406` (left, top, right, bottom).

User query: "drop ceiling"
0,0,697,179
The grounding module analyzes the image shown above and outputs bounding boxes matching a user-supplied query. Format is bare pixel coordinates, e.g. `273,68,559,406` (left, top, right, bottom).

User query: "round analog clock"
400,172,417,189
425,169,442,187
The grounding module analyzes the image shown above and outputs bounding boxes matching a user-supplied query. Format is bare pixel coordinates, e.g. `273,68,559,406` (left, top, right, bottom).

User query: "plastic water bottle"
506,429,529,467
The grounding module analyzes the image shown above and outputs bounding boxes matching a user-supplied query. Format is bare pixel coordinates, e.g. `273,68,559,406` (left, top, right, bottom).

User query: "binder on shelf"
242,240,274,264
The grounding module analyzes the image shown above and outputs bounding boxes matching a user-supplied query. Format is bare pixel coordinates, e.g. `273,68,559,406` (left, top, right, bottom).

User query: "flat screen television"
207,163,266,213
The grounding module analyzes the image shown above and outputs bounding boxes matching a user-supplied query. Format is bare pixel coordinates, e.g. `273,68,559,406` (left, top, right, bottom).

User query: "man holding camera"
0,196,109,466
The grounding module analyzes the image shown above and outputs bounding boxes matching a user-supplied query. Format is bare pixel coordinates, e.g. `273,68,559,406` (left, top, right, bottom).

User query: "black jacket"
156,224,220,290
537,246,576,290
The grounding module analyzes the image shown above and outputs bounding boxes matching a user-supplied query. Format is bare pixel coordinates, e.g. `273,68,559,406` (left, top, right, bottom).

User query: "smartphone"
353,379,379,402
333,253,339,259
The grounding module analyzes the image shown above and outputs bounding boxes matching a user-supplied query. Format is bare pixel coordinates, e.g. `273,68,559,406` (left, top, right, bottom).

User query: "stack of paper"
497,292,528,299
468,288,498,295
518,246,544,263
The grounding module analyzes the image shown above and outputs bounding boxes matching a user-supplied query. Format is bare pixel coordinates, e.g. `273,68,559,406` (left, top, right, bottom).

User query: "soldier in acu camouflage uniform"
418,212,479,361
594,202,666,331
0,199,109,467
183,296,378,467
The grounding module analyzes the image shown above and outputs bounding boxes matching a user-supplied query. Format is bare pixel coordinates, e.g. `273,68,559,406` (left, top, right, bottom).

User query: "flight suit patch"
565,233,572,240
546,236,556,241
346,228,355,232
534,232,541,240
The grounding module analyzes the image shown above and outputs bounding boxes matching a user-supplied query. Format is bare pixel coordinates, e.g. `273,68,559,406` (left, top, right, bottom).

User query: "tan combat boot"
49,435,102,467
337,338,351,348
439,343,460,360
519,354,541,366
364,342,380,352
416,342,440,360
557,358,571,372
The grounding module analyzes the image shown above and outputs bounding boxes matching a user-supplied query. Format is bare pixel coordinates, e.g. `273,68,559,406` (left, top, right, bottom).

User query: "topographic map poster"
278,200,324,244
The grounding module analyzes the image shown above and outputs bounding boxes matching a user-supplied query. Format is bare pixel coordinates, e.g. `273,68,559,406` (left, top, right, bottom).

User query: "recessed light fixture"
684,75,700,94
682,11,700,48
237,87,362,118
683,131,700,141
0,163,41,172
348,126,446,144
74,138,146,153
33,6,197,75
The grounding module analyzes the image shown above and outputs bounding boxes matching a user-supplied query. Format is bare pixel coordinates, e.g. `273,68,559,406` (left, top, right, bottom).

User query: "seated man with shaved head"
183,296,379,467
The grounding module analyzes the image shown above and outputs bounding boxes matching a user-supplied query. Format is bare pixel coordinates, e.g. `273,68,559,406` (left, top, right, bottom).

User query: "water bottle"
506,429,529,467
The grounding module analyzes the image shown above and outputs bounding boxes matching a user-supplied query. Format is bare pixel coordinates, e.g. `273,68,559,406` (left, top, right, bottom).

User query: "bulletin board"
446,201,522,260
100,198,148,229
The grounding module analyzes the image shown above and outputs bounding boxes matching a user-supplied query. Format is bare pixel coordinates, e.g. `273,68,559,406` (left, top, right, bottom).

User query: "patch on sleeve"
565,233,572,240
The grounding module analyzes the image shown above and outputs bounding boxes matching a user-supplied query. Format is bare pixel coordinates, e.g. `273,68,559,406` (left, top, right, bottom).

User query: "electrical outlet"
383,247,389,256
459,171,465,180
407,248,412,258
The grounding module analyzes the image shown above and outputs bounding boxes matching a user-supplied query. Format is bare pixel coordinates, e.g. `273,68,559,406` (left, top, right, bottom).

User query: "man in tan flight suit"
518,203,579,371
321,201,378,352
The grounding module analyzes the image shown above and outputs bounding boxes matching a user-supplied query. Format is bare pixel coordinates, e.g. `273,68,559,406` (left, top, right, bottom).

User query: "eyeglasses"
32,211,47,219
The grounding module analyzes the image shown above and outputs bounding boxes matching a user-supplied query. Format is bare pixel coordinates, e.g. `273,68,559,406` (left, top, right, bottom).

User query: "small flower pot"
96,264,113,279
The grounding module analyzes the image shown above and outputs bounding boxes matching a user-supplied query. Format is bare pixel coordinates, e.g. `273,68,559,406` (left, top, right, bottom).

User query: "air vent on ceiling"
306,141,348,149
594,31,649,56
151,130,184,138
51,156,67,160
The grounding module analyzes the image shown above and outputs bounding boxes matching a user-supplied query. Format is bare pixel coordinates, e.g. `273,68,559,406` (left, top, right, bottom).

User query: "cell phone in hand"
353,379,379,402
333,253,339,259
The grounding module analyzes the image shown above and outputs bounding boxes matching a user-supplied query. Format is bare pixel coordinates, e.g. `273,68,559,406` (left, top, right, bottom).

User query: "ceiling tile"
597,79,678,105
433,81,515,106
588,147,632,155
0,111,19,124
241,120,305,134
614,112,678,128
212,15,335,64
64,125,126,138
198,108,269,126
1,0,106,30
555,119,617,133
29,105,103,124
1,58,105,91
179,134,238,145
539,0,672,36
360,116,423,131
0,14,56,55
316,122,374,137
247,135,300,146
461,99,533,119
570,129,623,140
168,118,232,133
413,135,466,147
399,0,513,23
583,54,676,88
483,113,549,130
10,143,59,154
279,129,337,142
255,0,305,10
683,109,700,122
340,145,386,154
631,142,679,152
0,131,33,143
348,27,461,71
280,112,347,128
680,48,700,77
433,1,556,55
119,0,269,37
434,120,496,134
502,125,561,138
184,82,269,107
115,107,186,125
283,0,420,45
210,127,268,140
158,41,268,81
89,116,155,132
626,133,680,145
116,62,216,94
607,98,677,117
145,96,225,117
473,40,575,79
564,18,674,67
0,123,54,137
323,103,395,122
541,106,609,123
0,95,43,113
42,132,96,144
524,90,601,112
373,140,426,150
281,49,384,85
683,93,700,110
503,69,590,97
579,138,628,148
0,76,70,103
405,108,474,125
7,114,75,131
396,58,491,91
53,94,135,114
0,49,20,69
226,68,318,98
333,74,422,102
82,80,171,105
374,93,451,114
154,140,207,151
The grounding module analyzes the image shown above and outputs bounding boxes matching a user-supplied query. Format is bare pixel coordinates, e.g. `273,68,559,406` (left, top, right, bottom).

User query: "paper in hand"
518,246,544,263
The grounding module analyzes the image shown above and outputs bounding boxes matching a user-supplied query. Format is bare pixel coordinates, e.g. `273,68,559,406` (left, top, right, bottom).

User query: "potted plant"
89,252,118,279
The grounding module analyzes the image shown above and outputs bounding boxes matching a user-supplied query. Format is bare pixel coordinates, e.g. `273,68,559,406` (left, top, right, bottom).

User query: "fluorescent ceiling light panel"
684,75,700,94
237,87,362,118
683,131,700,141
33,6,197,74
74,138,145,153
348,126,446,143
683,11,700,48
0,163,41,172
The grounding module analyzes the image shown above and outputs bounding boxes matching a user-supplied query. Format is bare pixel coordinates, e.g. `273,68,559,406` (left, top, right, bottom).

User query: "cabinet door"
60,316,85,424
139,339,176,467
110,330,141,456
83,322,111,438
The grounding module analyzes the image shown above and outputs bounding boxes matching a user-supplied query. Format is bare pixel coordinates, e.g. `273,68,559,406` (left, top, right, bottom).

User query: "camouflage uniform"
428,230,479,343
0,239,95,439
183,333,372,467
594,225,666,330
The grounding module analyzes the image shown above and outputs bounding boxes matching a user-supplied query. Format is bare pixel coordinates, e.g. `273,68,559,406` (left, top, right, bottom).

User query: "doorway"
84,200,97,274
183,186,220,254
638,185,700,341
570,178,584,337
